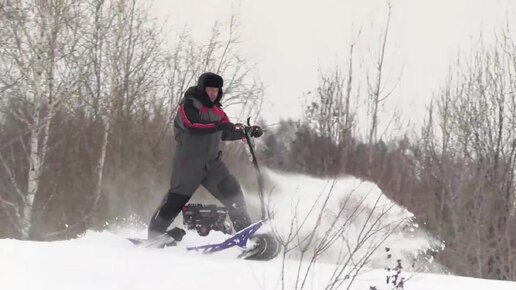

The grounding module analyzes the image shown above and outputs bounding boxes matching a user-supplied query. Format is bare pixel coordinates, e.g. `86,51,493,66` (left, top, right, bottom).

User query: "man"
148,72,263,239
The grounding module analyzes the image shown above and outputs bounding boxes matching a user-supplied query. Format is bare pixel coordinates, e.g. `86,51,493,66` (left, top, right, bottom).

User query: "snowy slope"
1,169,515,290
1,235,516,290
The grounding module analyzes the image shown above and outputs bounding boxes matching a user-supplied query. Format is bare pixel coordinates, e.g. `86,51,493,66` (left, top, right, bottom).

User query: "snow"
2,169,516,290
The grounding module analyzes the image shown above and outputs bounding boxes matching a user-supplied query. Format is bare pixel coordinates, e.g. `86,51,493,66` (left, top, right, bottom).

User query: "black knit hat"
198,72,224,88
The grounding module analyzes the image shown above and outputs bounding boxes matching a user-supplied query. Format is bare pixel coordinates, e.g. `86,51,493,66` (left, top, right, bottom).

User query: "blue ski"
186,220,265,254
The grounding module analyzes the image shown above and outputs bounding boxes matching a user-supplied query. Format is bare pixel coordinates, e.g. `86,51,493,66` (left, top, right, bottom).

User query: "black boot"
226,201,252,232
148,192,191,239
148,213,173,239
216,175,252,232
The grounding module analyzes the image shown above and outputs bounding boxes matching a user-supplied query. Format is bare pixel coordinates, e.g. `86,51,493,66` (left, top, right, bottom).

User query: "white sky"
150,0,516,136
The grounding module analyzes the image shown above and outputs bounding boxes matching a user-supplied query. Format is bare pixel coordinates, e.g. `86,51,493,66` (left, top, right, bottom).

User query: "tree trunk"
24,70,43,240
93,115,110,213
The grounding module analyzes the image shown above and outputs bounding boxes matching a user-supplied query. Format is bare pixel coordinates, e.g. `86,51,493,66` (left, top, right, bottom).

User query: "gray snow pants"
148,158,251,237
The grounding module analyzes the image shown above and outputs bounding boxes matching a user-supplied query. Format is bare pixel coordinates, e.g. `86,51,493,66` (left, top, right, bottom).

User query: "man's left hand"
249,126,263,138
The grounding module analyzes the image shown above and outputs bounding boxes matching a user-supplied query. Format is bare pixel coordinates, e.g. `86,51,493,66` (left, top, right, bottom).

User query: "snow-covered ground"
2,169,516,290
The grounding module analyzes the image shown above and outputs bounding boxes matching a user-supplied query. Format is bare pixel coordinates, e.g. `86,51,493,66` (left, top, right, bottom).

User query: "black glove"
249,125,263,138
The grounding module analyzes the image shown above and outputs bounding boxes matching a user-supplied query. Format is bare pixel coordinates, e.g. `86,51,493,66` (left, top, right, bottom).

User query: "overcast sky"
150,0,515,136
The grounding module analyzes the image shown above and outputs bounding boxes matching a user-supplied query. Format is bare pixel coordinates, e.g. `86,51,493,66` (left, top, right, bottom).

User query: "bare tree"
299,29,362,176
367,1,394,146
298,1,398,178
86,0,165,218
414,30,516,279
0,0,85,239
270,180,419,290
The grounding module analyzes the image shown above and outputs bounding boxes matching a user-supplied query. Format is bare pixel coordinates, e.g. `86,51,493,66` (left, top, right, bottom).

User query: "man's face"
205,87,219,102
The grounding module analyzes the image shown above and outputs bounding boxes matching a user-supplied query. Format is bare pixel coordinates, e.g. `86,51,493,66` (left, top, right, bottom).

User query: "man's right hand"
217,122,236,131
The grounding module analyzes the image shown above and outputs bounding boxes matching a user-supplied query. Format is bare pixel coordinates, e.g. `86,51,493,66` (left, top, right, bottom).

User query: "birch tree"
0,0,82,239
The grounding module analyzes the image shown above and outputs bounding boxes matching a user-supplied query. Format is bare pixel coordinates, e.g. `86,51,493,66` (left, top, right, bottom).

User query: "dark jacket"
172,73,244,174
